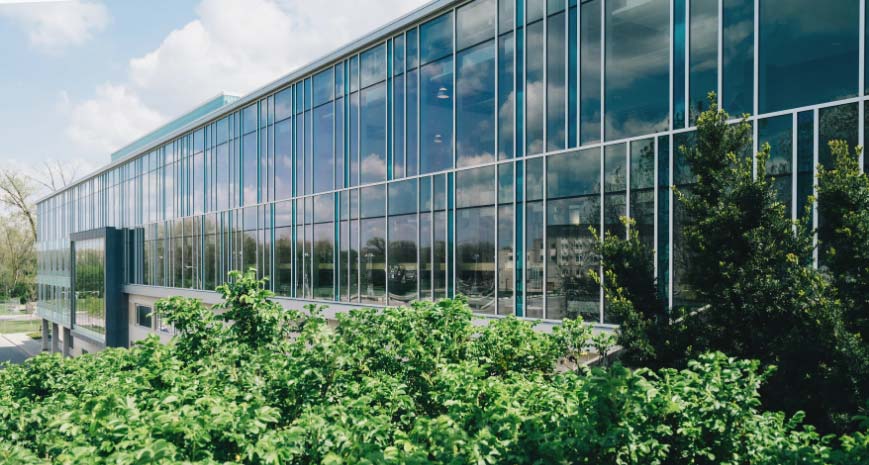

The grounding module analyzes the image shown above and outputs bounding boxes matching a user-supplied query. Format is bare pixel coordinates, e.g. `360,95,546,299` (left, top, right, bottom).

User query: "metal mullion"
668,133,674,308
453,9,457,171
752,0,759,177
599,144,605,324
625,141,630,239
430,178,435,300
543,1,548,153
598,0,605,324
565,1,569,148
717,0,723,108
684,0,690,129
542,154,547,318
792,112,798,224
862,0,866,171
653,136,659,281
600,0,605,143
813,109,819,267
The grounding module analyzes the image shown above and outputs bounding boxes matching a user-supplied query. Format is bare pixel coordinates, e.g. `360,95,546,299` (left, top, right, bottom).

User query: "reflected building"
36,0,867,353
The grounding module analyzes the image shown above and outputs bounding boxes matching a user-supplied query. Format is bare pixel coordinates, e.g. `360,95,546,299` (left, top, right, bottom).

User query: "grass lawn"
0,319,41,334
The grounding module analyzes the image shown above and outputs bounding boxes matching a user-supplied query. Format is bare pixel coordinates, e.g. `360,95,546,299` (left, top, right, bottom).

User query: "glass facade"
37,0,866,325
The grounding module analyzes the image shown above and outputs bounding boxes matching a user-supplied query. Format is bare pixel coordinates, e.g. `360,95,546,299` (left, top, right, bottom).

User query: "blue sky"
0,0,427,189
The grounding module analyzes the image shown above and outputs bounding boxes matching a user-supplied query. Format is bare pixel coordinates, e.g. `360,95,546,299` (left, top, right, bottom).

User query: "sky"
0,0,429,191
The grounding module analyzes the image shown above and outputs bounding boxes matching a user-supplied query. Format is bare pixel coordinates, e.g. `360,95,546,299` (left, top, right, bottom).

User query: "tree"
0,170,37,241
0,216,35,302
599,100,866,433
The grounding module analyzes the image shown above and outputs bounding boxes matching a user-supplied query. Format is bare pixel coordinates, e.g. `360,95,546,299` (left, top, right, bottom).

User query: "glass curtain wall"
36,0,869,327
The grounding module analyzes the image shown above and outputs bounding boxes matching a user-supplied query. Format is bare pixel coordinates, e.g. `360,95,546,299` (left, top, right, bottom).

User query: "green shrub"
0,270,864,464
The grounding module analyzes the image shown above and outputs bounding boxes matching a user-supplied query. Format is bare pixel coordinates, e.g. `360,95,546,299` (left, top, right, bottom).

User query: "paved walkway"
0,333,44,365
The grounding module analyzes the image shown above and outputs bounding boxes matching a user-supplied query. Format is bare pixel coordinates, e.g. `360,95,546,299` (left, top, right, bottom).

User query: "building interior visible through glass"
37,0,866,325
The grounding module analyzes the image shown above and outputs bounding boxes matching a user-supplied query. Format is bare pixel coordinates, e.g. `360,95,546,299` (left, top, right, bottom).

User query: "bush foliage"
598,100,869,434
0,270,866,464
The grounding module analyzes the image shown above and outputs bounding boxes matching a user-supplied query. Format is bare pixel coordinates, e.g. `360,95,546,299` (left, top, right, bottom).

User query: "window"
313,194,335,299
604,144,627,238
580,0,602,144
73,238,105,336
457,41,496,167
723,0,754,117
546,149,600,321
275,119,292,200
420,13,453,65
604,0,669,140
420,57,454,174
758,115,794,212
360,83,387,184
275,201,293,297
360,185,386,304
526,19,544,154
456,166,497,313
759,0,859,113
547,5,566,151
136,305,153,329
689,0,718,123
457,0,496,50
388,179,418,304
630,138,656,250
525,158,544,319
498,32,515,159
497,163,514,315
313,103,335,193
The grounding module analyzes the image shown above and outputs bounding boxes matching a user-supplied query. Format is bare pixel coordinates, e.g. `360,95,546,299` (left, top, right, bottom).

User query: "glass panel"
458,0,497,50
74,238,105,336
604,143,627,237
580,0,602,144
547,10,566,151
242,132,258,206
313,220,334,300
394,74,405,179
420,13,454,65
526,19,544,154
630,138,655,250
276,88,292,122
275,120,291,200
360,217,386,304
313,103,334,193
546,148,600,321
407,68,419,176
499,0,514,32
723,0,754,117
420,57,454,174
313,68,334,106
498,32,515,159
819,102,858,169
758,115,794,212
605,0,669,140
796,111,814,220
275,201,293,296
389,179,418,215
497,204,514,315
759,0,859,113
457,204,496,313
360,82,387,184
672,131,700,308
386,179,416,301
689,0,718,123
457,41,497,168
525,157,544,318
656,135,670,301
361,44,387,88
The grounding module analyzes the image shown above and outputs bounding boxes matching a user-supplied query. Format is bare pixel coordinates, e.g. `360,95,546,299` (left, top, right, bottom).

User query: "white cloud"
66,83,164,156
66,0,428,158
0,0,108,51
